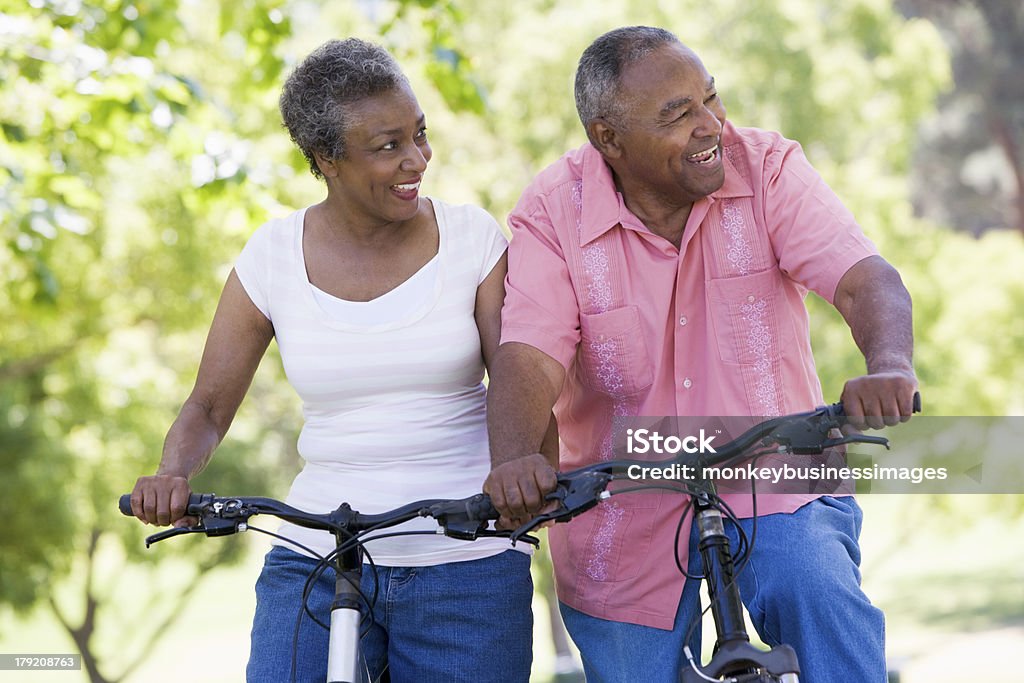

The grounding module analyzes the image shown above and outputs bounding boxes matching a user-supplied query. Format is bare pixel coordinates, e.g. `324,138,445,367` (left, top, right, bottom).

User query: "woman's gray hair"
574,26,679,139
280,38,408,179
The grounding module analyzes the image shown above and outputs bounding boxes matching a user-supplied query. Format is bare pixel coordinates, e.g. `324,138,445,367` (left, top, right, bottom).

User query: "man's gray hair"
280,38,408,179
574,26,679,138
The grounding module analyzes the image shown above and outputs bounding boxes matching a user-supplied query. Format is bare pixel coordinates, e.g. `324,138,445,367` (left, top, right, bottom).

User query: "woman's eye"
381,141,397,151
416,127,428,140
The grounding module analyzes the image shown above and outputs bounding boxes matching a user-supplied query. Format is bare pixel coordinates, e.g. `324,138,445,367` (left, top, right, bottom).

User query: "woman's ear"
314,152,340,178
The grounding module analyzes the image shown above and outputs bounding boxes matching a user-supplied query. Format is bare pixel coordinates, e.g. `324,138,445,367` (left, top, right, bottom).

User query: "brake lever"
822,434,890,450
509,470,614,545
143,515,241,548
144,525,206,548
477,527,542,547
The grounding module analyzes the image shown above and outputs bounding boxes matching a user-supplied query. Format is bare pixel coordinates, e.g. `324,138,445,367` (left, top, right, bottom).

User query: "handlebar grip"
464,493,500,521
118,492,215,517
830,391,921,419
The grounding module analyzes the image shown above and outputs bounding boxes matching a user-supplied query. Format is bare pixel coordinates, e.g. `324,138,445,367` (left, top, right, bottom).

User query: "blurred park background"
2,0,1023,681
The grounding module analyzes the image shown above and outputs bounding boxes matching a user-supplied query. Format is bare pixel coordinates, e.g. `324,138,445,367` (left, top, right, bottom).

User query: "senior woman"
128,39,533,682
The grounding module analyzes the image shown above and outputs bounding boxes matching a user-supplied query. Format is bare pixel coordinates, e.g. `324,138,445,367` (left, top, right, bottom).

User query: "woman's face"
326,83,432,225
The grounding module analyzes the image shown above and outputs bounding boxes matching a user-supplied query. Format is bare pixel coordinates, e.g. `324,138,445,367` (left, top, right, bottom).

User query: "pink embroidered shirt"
500,121,878,629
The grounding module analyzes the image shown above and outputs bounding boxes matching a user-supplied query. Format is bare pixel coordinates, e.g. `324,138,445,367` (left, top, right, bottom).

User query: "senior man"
484,26,917,682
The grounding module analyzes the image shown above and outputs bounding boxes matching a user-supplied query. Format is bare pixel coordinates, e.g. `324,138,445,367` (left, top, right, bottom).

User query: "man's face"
609,43,727,207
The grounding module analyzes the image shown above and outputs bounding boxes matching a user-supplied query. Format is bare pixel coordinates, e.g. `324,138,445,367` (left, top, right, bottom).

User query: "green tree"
4,1,1024,681
0,1,301,680
0,0,500,679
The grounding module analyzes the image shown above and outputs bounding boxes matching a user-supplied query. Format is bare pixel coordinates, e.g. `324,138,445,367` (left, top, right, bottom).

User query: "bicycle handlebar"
121,394,919,549
118,491,512,548
502,394,919,542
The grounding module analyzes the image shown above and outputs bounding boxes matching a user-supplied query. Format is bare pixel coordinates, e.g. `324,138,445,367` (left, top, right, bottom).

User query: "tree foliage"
2,1,1023,681
1,0,301,679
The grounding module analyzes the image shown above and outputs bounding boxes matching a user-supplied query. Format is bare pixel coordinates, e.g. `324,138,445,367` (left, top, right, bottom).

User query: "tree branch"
116,542,238,681
48,528,114,683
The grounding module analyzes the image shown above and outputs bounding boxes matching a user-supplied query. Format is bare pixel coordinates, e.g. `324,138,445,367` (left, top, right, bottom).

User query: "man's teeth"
688,145,718,164
393,182,419,191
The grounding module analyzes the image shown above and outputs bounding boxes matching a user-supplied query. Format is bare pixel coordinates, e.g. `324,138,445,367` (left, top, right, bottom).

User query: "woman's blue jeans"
246,546,533,682
560,496,886,682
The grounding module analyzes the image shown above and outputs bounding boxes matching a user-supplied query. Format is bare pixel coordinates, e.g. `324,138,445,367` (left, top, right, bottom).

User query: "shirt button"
746,295,756,303
679,316,688,326
682,378,693,389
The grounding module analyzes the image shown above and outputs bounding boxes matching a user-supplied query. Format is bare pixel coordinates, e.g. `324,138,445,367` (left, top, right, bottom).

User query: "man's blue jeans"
246,546,533,682
560,496,886,682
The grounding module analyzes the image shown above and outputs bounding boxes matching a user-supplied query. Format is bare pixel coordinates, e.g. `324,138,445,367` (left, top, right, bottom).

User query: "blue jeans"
560,496,886,683
247,546,533,682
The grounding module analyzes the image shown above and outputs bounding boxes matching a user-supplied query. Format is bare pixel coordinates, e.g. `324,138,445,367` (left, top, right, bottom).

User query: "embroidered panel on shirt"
584,502,625,581
740,297,781,417
706,198,783,416
721,199,754,276
571,178,638,582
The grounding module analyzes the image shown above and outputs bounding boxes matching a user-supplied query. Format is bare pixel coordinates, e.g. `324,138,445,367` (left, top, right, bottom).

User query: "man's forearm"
487,342,565,467
835,256,914,374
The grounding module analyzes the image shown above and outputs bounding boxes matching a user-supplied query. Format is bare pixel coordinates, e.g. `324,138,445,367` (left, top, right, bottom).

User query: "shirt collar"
578,133,753,246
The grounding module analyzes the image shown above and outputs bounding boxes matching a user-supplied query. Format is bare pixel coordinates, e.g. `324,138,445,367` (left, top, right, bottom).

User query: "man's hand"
840,371,919,431
483,453,558,529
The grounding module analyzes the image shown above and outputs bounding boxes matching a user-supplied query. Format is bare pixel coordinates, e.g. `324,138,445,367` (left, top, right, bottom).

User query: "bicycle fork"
680,497,800,683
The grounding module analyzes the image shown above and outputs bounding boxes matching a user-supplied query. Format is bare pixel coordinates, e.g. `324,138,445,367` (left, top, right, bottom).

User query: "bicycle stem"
694,493,749,649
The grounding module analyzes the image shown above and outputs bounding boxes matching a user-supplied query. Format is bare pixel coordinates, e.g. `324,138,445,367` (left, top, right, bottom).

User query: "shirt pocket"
577,305,654,398
707,267,791,366
562,498,657,583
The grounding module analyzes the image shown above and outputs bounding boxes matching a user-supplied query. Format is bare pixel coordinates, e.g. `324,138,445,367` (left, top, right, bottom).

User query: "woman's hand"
129,474,197,528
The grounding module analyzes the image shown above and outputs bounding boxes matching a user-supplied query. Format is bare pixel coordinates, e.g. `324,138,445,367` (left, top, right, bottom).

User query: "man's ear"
587,118,623,159
314,152,339,178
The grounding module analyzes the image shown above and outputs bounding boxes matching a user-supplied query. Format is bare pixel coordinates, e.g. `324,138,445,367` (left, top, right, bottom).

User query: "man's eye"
416,127,428,139
381,141,397,151
705,93,719,103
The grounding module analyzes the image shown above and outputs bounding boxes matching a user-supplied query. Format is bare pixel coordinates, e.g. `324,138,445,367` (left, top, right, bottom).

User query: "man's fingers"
534,463,558,494
842,393,867,432
863,396,885,430
880,394,903,427
505,480,531,520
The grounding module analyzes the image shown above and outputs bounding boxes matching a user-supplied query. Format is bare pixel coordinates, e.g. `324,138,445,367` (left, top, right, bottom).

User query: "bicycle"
495,395,920,683
118,490,529,683
120,395,916,683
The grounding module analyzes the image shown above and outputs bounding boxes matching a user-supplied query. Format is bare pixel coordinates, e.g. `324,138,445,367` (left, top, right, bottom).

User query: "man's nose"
694,106,723,139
